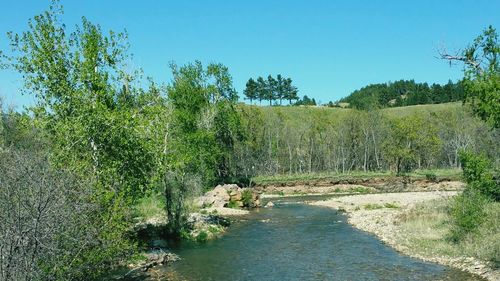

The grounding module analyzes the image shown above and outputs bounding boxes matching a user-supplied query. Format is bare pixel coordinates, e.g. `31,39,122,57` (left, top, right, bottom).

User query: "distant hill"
337,79,464,110
239,101,463,122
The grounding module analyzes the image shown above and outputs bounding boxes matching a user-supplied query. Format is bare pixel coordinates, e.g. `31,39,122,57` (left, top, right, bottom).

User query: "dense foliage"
459,25,500,128
243,74,299,105
160,61,241,234
443,26,500,243
231,104,498,177
338,79,465,110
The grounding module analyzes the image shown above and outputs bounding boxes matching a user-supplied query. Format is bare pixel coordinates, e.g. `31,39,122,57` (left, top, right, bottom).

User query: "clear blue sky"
1,0,500,108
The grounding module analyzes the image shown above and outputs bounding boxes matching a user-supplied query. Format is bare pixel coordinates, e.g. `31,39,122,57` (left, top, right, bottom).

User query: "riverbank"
254,169,465,196
253,169,462,189
310,191,499,281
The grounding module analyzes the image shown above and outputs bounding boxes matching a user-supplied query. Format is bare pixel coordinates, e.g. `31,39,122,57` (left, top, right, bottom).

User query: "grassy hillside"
240,102,464,118
382,102,463,117
240,102,463,117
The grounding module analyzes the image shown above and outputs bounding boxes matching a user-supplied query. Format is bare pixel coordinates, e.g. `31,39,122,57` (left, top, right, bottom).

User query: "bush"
227,199,239,209
161,171,202,235
425,173,437,182
196,231,208,242
241,189,253,207
459,151,499,201
462,201,500,268
448,189,489,242
0,149,134,280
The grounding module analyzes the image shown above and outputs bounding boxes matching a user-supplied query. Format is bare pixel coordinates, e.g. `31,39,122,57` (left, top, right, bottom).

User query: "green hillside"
336,79,464,109
241,101,463,118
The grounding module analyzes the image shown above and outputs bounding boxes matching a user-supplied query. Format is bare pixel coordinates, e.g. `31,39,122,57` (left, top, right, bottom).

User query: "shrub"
425,173,437,182
0,149,134,280
448,189,489,242
196,231,208,242
462,201,500,268
208,225,220,234
459,151,499,201
227,200,239,209
241,189,253,207
161,171,202,235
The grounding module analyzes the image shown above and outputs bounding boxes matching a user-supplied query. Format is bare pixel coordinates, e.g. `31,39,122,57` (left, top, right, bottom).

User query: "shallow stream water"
149,196,481,281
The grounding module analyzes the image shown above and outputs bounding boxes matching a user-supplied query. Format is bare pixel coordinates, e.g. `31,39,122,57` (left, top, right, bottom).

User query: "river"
137,195,482,281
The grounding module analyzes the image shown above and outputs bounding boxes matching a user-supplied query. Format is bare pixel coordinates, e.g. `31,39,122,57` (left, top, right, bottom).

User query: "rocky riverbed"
311,191,499,281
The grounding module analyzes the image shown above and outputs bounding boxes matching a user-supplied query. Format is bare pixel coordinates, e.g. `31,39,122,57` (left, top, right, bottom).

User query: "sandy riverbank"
310,191,499,281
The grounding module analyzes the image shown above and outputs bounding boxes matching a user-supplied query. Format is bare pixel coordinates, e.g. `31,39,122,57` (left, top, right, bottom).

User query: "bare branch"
438,46,484,75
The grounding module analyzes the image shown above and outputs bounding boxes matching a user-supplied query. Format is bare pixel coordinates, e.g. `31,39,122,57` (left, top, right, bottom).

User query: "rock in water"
265,201,275,208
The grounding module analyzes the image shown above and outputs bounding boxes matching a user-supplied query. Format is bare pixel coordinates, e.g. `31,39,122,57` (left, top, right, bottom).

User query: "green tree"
295,95,316,106
2,1,149,277
459,151,499,201
276,74,285,105
266,75,277,105
441,25,500,128
244,78,258,104
440,26,500,243
6,3,154,199
383,115,441,174
283,77,299,104
256,76,267,105
163,61,241,234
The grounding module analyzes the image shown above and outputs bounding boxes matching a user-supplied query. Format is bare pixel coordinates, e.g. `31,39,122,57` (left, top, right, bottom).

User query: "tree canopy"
441,25,500,128
244,74,299,105
338,79,465,110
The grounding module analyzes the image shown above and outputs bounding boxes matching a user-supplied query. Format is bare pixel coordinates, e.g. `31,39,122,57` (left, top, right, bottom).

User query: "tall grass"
398,198,500,268
133,192,166,220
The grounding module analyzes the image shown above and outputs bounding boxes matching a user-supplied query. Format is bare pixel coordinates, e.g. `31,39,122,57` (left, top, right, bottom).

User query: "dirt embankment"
311,191,499,281
257,177,465,195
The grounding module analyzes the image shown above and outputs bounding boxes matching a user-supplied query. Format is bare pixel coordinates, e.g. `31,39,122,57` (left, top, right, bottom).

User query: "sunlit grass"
252,168,461,185
382,102,463,117
398,198,500,268
132,192,166,220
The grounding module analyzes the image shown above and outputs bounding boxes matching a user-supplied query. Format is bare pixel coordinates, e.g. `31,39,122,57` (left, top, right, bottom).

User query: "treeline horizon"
240,78,464,109
338,79,465,109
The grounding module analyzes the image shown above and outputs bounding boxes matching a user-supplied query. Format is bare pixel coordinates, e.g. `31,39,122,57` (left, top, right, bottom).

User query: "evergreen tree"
283,78,299,104
266,75,277,105
256,76,267,105
276,74,285,105
294,95,316,106
244,78,258,104
340,79,465,109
